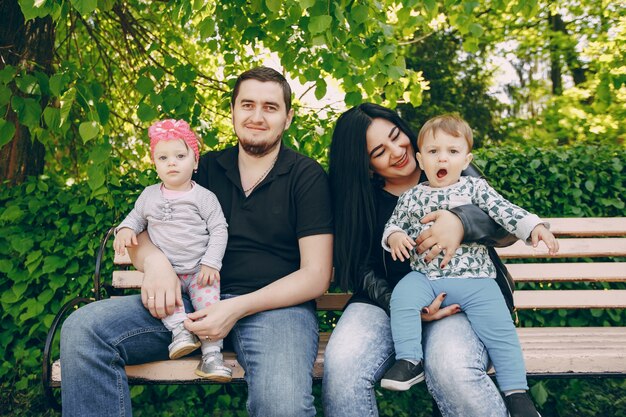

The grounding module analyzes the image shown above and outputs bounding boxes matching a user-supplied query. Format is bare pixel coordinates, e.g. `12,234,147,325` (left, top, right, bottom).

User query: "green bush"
1,144,624,416
473,144,624,217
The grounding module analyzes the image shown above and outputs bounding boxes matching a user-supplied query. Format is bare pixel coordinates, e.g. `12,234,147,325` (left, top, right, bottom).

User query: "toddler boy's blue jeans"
390,271,528,392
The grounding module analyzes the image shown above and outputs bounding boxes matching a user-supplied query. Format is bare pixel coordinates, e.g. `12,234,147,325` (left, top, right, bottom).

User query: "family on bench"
60,66,554,417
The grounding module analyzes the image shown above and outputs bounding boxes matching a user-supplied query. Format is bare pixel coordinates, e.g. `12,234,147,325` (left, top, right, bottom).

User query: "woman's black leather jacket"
361,164,518,314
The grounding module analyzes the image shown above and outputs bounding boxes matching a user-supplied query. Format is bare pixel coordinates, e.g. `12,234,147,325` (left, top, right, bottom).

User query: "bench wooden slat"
514,289,626,309
506,262,626,282
547,218,626,237
495,238,626,259
113,262,626,290
314,290,626,311
113,270,144,288
50,327,626,386
111,218,626,265
518,327,626,375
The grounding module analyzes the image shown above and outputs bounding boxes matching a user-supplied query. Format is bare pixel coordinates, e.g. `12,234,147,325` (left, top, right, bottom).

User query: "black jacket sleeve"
451,164,518,247
449,204,519,247
361,268,392,314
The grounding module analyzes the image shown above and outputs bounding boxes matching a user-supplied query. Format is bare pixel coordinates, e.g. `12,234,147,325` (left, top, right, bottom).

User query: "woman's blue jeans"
322,302,508,417
60,294,318,417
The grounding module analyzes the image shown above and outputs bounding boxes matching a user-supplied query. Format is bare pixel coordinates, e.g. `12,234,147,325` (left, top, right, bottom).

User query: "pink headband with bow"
148,119,199,160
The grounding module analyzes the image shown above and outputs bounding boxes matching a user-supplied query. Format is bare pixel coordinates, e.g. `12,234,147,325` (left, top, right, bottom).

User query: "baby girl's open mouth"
437,169,447,178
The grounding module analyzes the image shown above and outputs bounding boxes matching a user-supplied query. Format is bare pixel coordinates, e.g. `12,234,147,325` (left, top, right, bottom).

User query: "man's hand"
388,231,415,262
113,228,137,256
198,265,220,287
185,297,241,341
131,231,183,318
531,224,559,256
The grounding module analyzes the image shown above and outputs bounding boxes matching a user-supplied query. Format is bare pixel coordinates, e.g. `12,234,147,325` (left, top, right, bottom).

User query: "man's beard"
239,134,282,157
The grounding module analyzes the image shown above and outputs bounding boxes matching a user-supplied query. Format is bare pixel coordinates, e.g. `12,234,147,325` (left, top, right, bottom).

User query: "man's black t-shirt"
193,144,333,295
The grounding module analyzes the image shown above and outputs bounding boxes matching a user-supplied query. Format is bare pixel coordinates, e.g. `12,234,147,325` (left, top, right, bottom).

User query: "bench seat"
49,326,626,386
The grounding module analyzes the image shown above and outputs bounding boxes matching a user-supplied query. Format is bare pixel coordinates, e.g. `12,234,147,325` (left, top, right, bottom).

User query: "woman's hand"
185,298,241,341
416,210,464,268
420,292,461,322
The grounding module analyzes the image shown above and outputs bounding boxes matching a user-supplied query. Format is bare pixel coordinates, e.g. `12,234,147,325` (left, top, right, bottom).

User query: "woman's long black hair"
328,103,418,291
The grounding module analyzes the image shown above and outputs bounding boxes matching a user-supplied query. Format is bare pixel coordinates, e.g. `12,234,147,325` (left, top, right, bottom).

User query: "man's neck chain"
243,153,279,194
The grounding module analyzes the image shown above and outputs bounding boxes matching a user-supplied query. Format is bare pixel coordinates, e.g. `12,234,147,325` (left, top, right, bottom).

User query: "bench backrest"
105,218,626,311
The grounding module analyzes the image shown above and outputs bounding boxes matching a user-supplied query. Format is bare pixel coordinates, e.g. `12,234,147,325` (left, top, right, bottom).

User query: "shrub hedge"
0,144,624,416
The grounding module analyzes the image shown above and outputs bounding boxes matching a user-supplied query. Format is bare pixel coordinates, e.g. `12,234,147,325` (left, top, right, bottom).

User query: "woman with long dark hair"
323,103,516,417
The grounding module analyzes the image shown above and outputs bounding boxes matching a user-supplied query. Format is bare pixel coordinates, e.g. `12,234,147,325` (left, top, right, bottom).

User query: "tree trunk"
550,13,587,91
549,13,563,96
0,0,54,185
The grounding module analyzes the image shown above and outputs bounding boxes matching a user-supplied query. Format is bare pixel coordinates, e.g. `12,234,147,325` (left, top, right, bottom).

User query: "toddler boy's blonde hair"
417,114,474,151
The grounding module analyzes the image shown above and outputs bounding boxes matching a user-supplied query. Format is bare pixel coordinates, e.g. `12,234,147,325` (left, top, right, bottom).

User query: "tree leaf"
87,162,106,191
79,121,100,142
351,5,369,24
70,0,98,16
43,107,60,129
15,74,41,96
42,255,68,273
0,118,16,148
137,102,158,122
298,0,316,10
11,96,41,129
530,381,548,406
469,23,484,37
265,0,281,13
0,66,16,85
10,236,34,255
308,15,332,34
315,78,327,100
59,87,75,126
17,0,54,20
49,72,68,96
345,91,362,106
0,85,11,106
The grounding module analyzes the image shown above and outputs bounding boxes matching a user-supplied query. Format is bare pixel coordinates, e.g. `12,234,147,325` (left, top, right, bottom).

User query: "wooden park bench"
42,217,626,409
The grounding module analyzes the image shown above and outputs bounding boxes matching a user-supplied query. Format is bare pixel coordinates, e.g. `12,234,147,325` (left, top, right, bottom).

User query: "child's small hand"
113,228,137,256
531,224,559,256
388,231,416,262
198,265,220,287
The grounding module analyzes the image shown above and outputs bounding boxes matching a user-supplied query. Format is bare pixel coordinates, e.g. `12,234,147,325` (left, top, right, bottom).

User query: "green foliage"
474,144,625,217
0,170,150,415
4,0,544,186
489,1,625,147
397,31,506,147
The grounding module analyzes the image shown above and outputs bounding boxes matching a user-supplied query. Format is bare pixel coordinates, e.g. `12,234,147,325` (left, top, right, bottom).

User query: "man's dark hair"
231,66,292,113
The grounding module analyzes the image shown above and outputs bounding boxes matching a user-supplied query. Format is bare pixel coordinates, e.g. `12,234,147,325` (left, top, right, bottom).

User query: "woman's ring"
436,244,443,250
205,336,211,341
148,296,155,300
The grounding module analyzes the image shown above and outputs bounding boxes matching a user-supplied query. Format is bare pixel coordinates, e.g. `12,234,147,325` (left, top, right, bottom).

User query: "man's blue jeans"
60,294,318,417
322,302,508,417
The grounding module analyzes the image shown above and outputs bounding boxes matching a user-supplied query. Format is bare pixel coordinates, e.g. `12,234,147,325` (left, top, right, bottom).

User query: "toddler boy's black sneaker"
380,359,425,391
505,392,542,417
